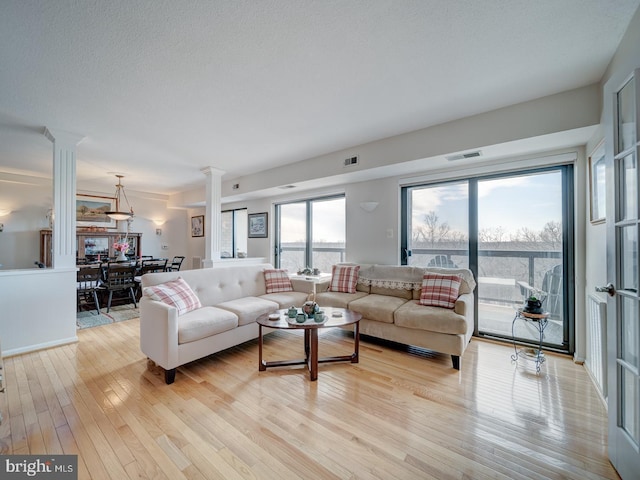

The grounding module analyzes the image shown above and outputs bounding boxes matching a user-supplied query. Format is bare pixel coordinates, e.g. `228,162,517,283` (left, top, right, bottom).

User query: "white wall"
0,174,52,269
0,268,77,356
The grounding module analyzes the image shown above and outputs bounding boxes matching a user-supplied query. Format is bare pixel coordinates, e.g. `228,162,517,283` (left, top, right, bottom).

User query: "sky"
411,170,563,239
277,170,564,244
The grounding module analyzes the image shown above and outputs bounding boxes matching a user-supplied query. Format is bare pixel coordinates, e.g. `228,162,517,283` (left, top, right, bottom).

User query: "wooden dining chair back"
167,256,185,271
140,258,168,274
77,265,103,315
134,259,168,298
104,263,137,313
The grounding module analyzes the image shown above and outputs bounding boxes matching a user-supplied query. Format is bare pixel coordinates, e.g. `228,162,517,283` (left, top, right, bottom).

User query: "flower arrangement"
113,241,129,253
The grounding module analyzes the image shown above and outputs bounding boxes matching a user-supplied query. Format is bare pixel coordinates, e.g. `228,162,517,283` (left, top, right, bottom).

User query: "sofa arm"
139,296,180,370
454,293,474,337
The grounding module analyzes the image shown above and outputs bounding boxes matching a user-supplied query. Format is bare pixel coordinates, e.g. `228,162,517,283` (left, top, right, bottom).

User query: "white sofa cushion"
178,306,238,344
261,291,309,308
216,296,279,326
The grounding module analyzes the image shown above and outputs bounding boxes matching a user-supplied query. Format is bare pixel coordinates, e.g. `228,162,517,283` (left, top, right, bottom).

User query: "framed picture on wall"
589,140,606,224
248,212,268,238
76,194,117,229
191,215,204,237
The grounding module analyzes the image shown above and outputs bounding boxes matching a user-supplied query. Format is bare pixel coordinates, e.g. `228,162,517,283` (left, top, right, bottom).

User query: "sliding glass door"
402,166,573,352
477,170,570,349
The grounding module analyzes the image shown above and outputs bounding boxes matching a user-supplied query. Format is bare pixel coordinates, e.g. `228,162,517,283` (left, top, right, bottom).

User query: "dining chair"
167,256,185,271
104,262,137,313
77,265,103,315
134,258,169,298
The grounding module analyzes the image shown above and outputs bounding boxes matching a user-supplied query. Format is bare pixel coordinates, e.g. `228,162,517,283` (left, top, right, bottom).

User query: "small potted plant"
523,288,546,314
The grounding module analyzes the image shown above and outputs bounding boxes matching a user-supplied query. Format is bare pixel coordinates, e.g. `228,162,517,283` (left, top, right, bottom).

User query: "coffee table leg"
304,329,310,361
258,324,266,371
310,328,318,381
352,321,360,363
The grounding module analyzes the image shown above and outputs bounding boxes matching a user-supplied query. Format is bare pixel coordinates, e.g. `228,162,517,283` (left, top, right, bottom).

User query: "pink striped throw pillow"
264,269,293,293
329,264,360,293
419,273,462,309
143,278,201,315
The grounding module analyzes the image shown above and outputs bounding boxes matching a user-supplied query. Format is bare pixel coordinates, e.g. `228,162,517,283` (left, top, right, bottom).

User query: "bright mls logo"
0,455,77,479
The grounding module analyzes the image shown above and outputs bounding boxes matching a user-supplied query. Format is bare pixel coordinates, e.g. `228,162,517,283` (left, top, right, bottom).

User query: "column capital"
200,166,225,177
43,127,85,146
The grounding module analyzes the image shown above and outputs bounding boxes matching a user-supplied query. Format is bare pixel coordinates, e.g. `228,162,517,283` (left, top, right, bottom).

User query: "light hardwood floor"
0,318,618,480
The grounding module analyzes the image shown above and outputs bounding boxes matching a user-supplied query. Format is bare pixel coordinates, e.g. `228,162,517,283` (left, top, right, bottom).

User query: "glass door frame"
400,164,575,354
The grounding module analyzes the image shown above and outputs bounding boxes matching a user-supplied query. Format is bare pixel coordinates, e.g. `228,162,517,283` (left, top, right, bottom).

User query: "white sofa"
139,263,310,383
314,264,476,370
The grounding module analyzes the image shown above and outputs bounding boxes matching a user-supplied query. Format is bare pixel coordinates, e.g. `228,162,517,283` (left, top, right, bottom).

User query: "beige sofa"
314,264,476,370
139,263,310,383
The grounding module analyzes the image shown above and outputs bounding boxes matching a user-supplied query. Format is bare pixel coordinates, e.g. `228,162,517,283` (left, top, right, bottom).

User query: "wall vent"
445,150,482,161
343,156,359,167
192,256,202,270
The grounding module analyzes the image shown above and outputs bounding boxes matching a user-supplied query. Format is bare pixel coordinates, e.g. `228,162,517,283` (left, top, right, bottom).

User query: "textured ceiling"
0,0,638,195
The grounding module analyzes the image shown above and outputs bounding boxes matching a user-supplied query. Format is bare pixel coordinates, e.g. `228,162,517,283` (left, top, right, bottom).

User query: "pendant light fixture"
105,174,134,221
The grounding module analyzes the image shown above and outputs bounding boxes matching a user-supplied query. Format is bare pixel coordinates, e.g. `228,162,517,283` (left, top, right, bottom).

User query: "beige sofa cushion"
315,291,368,309
261,291,309,308
348,294,408,324
178,306,238,344
216,296,279,326
394,300,467,334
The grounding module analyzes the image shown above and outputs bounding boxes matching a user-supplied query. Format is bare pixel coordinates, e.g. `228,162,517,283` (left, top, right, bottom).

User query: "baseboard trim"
3,336,79,358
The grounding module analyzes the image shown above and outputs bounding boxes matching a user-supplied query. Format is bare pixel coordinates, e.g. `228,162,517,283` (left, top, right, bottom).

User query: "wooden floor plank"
0,318,619,479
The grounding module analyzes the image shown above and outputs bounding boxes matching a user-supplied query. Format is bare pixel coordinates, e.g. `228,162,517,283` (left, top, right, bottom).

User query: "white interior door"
605,68,640,479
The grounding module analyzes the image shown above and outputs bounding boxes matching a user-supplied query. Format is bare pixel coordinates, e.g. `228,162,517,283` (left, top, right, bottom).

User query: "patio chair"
427,255,458,268
517,264,563,320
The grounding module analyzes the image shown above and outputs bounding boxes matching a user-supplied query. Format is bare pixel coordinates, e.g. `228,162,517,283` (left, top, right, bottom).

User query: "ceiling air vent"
344,156,359,167
445,150,482,162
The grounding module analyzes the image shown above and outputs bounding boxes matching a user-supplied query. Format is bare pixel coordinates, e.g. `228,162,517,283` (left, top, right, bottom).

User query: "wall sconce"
359,201,379,212
153,219,166,226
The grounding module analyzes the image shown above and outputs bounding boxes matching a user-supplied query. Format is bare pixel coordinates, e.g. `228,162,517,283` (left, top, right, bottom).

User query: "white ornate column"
201,166,225,268
44,127,84,269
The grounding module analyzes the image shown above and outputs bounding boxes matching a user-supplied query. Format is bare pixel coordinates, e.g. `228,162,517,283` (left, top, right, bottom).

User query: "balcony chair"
427,255,458,268
517,264,563,320
104,262,137,313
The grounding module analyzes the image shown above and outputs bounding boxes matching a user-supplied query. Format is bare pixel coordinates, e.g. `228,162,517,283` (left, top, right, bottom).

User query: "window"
221,208,248,258
401,165,573,353
275,195,345,272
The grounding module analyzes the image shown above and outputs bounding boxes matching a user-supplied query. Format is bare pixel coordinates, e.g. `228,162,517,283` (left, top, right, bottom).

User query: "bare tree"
540,221,562,249
423,211,439,246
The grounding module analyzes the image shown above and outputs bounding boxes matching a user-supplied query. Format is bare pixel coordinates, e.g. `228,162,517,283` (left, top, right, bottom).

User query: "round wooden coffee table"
257,307,362,381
